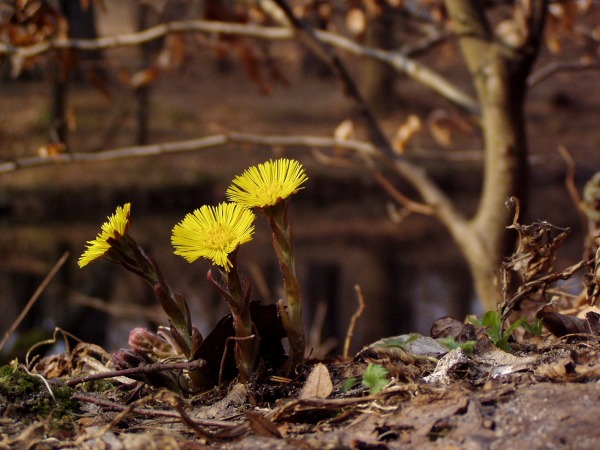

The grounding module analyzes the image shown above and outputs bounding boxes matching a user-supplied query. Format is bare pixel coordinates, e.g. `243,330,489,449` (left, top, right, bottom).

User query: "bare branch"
444,0,493,76
558,145,588,230
66,359,206,386
71,392,238,429
268,0,395,156
0,20,291,57
528,60,600,88
1,130,467,241
0,252,69,353
343,285,366,360
371,171,434,215
315,30,479,115
0,19,478,114
0,134,374,174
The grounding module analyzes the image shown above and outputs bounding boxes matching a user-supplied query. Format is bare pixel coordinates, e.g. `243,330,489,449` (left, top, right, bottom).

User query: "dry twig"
344,285,366,359
66,359,206,387
0,252,69,353
0,19,477,113
558,145,587,227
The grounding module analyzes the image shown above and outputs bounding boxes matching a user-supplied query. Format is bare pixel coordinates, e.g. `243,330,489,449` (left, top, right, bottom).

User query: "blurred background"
1,0,599,361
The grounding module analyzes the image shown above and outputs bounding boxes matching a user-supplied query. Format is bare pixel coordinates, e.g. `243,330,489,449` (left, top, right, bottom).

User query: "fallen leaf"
299,362,333,399
536,307,595,337
245,411,282,438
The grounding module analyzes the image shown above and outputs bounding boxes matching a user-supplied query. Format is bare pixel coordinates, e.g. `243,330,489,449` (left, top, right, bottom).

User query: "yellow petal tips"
171,202,255,271
78,203,131,268
226,158,308,208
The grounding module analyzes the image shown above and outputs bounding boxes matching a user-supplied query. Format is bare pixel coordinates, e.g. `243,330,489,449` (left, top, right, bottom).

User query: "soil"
3,331,600,449
3,8,600,450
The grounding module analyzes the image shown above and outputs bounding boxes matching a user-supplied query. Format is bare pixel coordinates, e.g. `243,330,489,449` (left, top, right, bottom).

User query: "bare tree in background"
1,0,599,311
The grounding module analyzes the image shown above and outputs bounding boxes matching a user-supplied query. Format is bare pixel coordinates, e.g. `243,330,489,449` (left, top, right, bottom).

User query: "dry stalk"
0,252,69,353
343,285,366,359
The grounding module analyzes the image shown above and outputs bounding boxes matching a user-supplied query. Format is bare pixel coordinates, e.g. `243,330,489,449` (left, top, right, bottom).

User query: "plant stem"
265,200,305,369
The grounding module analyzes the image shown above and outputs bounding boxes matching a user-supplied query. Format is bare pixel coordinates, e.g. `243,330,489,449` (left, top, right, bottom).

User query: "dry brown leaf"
127,67,161,89
156,34,187,70
37,142,66,158
392,114,422,154
536,307,596,337
299,362,333,399
245,411,283,438
334,119,355,141
426,109,472,148
346,8,366,36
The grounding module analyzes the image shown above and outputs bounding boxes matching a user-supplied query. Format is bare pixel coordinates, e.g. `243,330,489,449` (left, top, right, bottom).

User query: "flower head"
226,158,308,208
172,202,255,271
78,203,131,268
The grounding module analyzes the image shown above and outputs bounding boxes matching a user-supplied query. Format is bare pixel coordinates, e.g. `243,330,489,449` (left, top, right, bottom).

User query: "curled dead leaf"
392,115,422,154
37,142,66,158
334,119,355,141
536,306,600,337
427,109,472,148
127,67,161,89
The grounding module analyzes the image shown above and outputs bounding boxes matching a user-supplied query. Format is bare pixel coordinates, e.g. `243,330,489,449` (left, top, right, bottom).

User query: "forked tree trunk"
443,0,547,310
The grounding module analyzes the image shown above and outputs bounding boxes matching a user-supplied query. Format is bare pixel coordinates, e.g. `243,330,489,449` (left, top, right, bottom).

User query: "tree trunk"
52,0,102,146
444,0,547,310
136,2,152,145
361,1,396,115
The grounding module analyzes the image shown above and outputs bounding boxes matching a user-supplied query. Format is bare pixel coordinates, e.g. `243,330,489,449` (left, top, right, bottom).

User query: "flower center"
206,224,235,250
257,183,283,202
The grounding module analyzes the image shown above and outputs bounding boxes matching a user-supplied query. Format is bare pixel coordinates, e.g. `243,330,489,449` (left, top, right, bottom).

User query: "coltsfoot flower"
172,202,255,271
78,203,131,268
226,158,308,208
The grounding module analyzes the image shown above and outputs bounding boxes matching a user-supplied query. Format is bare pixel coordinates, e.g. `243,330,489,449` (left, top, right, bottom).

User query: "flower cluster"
79,158,308,386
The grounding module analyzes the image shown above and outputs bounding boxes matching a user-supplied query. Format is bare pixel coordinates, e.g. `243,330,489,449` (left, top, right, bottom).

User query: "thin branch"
502,258,592,319
444,0,493,78
0,19,478,114
371,171,435,216
0,134,371,174
0,252,69,353
343,285,366,359
528,60,600,88
72,392,238,429
1,130,467,244
66,359,206,386
268,0,395,156
69,291,165,322
0,20,291,56
315,29,479,114
557,145,587,226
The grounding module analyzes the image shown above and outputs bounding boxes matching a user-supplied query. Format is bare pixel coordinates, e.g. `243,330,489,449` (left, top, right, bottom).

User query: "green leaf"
362,363,389,395
437,337,476,355
381,334,420,349
342,377,360,393
521,317,544,336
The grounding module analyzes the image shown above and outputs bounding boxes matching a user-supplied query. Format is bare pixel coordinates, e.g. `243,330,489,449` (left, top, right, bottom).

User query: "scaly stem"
263,200,305,369
209,255,259,383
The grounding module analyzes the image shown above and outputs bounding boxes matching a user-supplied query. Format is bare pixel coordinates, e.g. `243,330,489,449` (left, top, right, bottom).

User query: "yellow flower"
78,203,131,268
226,158,308,208
172,202,255,271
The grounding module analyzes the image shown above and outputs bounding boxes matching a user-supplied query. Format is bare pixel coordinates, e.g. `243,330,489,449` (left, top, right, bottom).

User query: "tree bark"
444,0,547,310
361,1,396,115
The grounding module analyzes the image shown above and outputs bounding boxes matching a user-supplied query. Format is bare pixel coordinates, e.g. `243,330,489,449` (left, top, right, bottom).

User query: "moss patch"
0,364,79,421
